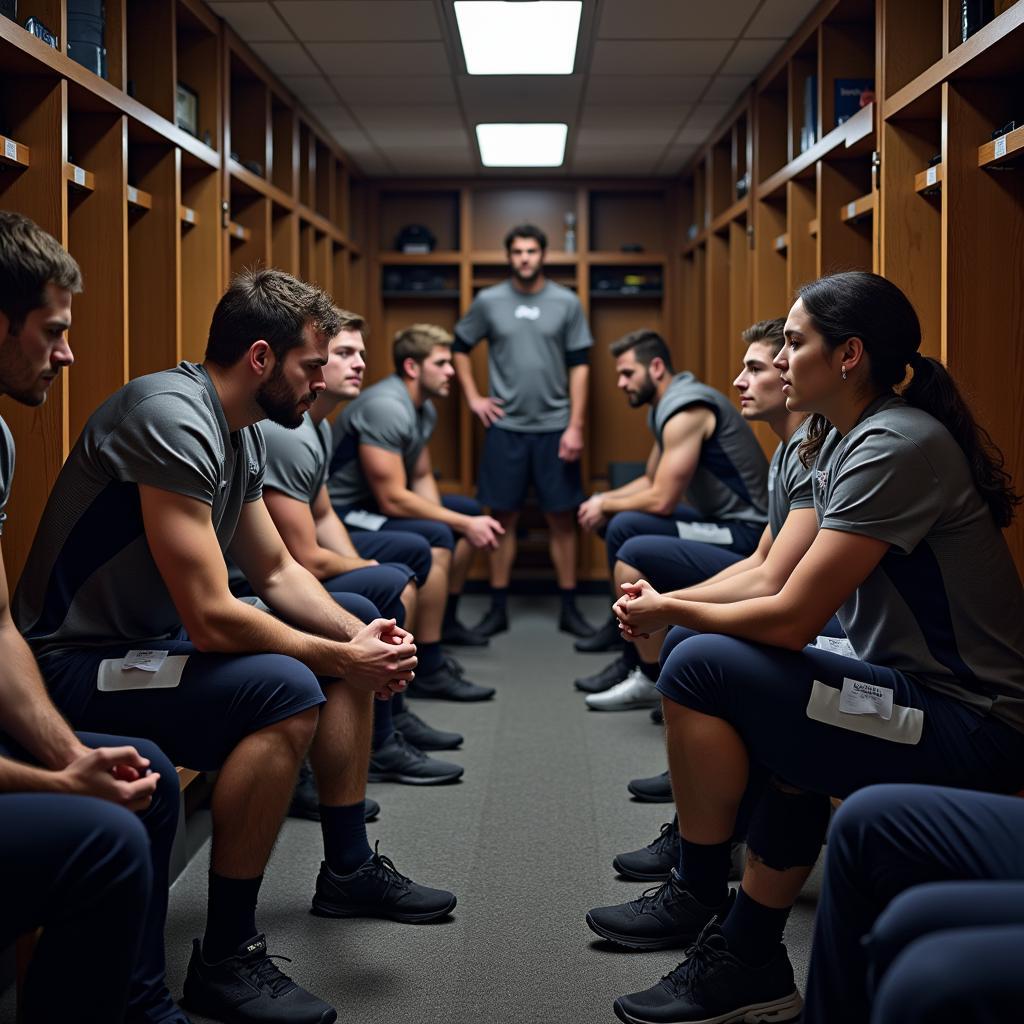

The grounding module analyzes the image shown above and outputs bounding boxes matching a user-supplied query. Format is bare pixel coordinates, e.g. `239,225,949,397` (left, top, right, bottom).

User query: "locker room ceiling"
209,0,820,178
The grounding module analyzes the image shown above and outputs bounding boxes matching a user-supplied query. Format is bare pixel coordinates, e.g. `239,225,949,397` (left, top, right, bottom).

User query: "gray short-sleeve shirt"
262,413,330,506
327,375,436,509
813,394,1024,731
767,419,813,538
648,373,769,526
14,362,265,656
453,280,593,433
0,416,14,537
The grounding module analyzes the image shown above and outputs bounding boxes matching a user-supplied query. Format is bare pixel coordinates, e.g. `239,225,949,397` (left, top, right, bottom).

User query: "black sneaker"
368,731,464,785
628,770,673,803
560,604,597,638
311,842,456,923
613,923,802,1024
393,708,463,750
406,664,495,702
472,605,508,637
650,705,664,725
287,762,380,822
613,820,746,884
586,869,734,950
575,652,634,693
443,654,466,677
441,619,490,647
574,614,625,652
181,934,336,1023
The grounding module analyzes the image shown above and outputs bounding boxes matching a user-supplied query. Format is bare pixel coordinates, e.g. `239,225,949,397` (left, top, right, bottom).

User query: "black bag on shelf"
394,224,436,254
68,0,106,79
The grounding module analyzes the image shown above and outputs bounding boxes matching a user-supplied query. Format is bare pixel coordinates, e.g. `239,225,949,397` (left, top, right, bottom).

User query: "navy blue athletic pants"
605,506,763,578
337,494,482,553
0,732,179,1024
804,784,1024,1024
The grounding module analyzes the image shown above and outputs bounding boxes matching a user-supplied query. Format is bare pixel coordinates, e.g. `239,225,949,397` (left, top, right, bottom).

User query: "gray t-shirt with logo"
767,420,813,538
648,372,769,526
453,279,593,433
327,374,437,509
14,362,265,657
813,393,1024,732
0,416,14,537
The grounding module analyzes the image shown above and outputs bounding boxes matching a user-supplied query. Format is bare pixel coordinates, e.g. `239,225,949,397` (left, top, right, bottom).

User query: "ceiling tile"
248,41,316,76
704,75,752,103
353,105,463,129
591,40,732,76
306,103,359,131
571,150,660,175
330,75,456,105
598,0,760,40
280,75,337,106
576,127,677,147
325,128,376,153
660,144,700,173
366,128,469,148
580,105,688,129
685,103,734,129
275,1,441,42
745,0,819,38
585,75,709,105
675,127,711,144
209,2,291,40
307,41,449,76
458,76,582,124
720,38,785,76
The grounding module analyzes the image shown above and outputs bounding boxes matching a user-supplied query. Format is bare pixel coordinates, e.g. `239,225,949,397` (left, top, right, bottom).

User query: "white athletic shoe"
585,669,661,711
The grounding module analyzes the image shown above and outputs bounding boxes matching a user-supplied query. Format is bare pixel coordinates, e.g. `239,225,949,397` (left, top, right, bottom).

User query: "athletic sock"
490,587,509,612
638,658,660,682
678,837,732,908
203,872,263,961
319,802,373,875
391,692,406,715
372,695,394,751
559,586,577,611
721,886,791,966
419,641,443,675
442,593,460,629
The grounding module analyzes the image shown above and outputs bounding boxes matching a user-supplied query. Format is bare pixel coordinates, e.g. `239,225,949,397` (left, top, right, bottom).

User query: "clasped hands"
613,579,671,639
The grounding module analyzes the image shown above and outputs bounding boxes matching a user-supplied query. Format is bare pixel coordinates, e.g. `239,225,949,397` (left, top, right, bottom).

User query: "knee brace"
745,780,832,870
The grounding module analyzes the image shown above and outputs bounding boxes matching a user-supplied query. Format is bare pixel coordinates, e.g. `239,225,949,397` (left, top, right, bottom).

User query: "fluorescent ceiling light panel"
455,1,582,75
476,123,568,166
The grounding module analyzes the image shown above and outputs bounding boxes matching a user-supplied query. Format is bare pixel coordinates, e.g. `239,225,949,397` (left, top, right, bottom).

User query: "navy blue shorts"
337,494,482,552
658,633,1024,799
617,536,745,591
605,506,763,572
39,591,380,772
349,530,431,587
477,427,584,513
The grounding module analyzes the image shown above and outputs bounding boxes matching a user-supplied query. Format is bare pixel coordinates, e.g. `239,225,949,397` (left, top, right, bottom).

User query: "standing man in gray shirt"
453,223,596,640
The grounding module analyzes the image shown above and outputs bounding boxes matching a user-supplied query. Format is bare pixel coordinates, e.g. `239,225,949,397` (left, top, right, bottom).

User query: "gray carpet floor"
1,595,821,1023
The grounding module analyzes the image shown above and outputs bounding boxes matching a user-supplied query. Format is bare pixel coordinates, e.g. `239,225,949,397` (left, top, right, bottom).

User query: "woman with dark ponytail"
593,272,1024,1024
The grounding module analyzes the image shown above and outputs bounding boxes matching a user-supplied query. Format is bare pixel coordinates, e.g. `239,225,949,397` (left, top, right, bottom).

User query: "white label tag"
675,521,734,545
98,654,189,692
73,165,85,186
4,138,16,160
127,185,138,203
122,649,169,672
815,635,856,658
838,676,894,721
846,201,856,218
343,509,388,532
995,135,1007,159
182,207,194,223
926,166,937,185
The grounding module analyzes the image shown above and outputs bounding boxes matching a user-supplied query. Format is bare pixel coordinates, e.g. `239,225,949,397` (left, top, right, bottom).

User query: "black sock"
678,837,732,908
490,587,509,612
320,802,372,875
391,691,406,715
372,695,394,751
721,886,791,966
639,659,660,682
419,641,443,674
203,872,263,961
559,587,577,611
443,593,460,628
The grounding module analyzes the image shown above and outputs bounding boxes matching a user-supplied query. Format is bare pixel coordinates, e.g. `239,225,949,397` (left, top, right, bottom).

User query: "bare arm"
616,528,887,650
410,448,442,504
454,350,504,427
311,487,366,561
558,363,589,462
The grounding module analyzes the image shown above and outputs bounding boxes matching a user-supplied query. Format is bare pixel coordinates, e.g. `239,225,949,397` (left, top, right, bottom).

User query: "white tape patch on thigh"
97,654,189,692
805,679,923,745
674,521,734,545
343,509,387,531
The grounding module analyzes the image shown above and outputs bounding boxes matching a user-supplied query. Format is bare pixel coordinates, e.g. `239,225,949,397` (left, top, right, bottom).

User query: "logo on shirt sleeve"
514,305,541,320
815,469,829,489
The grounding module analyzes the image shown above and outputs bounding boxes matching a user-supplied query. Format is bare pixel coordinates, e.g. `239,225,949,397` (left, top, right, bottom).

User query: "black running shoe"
287,762,380,822
443,654,466,677
182,934,336,1023
393,708,463,750
406,665,495,702
575,652,634,693
311,842,456,923
650,705,664,725
612,923,802,1024
574,614,625,652
613,820,746,884
368,731,463,785
441,619,490,647
472,605,509,637
628,770,673,803
586,869,734,951
560,604,597,638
